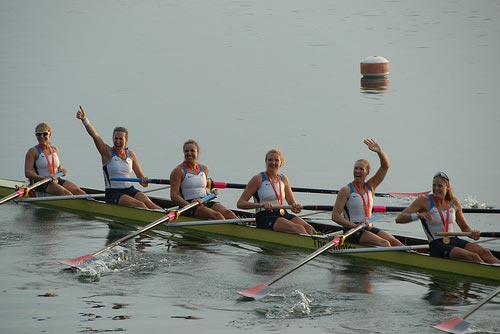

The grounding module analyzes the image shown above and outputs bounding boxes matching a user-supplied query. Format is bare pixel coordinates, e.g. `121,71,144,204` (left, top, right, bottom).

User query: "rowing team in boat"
21,105,499,265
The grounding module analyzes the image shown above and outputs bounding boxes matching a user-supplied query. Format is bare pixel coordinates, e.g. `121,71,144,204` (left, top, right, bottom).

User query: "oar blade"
432,317,470,334
386,191,430,198
237,284,273,300
62,254,95,267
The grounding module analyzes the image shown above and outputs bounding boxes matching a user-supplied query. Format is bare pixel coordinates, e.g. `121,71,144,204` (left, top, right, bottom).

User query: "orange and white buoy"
360,56,390,78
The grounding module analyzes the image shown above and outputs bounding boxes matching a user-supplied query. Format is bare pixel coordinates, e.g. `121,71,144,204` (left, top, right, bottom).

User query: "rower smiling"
237,148,315,235
24,122,86,196
332,139,403,247
395,172,500,264
169,139,238,220
76,105,161,210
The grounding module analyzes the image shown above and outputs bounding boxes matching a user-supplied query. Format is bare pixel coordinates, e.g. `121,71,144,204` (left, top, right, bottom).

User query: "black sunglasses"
35,132,49,137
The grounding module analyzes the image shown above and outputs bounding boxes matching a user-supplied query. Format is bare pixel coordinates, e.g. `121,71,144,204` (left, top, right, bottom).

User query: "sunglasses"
433,171,449,180
35,132,49,137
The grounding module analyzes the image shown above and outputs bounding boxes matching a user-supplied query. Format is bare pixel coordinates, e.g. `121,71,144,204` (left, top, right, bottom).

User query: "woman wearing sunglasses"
395,172,499,264
24,122,86,195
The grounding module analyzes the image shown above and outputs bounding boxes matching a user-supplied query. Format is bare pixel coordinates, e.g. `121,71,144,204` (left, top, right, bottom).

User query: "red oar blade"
237,284,273,300
62,254,95,267
432,317,470,333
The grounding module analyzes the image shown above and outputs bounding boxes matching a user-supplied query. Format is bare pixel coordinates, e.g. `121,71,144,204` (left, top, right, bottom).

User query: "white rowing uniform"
103,147,133,189
253,172,285,214
180,164,208,201
420,195,456,242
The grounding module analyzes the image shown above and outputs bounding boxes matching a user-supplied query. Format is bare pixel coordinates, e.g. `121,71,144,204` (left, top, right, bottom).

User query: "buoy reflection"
360,77,389,94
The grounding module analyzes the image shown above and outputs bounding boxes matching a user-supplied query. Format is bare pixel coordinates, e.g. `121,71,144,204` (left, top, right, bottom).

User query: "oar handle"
25,171,65,193
435,231,499,238
111,177,171,185
0,172,65,205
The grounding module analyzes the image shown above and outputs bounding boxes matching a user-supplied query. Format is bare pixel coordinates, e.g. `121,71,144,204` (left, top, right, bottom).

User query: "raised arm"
365,139,389,190
76,105,111,164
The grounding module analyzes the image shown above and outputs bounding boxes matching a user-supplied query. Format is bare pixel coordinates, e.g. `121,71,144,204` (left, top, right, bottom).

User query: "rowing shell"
0,178,498,281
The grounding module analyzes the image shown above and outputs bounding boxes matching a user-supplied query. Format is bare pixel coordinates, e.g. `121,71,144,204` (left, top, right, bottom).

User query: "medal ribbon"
352,182,371,218
112,146,127,160
432,195,450,234
183,161,200,174
266,172,283,205
38,144,56,176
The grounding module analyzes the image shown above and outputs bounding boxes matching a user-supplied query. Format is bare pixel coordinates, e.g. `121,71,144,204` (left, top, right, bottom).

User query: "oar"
16,193,105,202
111,177,172,185
62,193,216,267
111,177,428,199
0,172,64,206
373,205,500,214
166,218,254,227
288,205,500,214
17,185,170,203
329,244,428,254
237,216,378,300
143,185,170,194
435,232,499,238
432,286,500,333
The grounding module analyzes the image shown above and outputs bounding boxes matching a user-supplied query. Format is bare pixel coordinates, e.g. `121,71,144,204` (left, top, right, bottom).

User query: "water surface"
1,1,499,333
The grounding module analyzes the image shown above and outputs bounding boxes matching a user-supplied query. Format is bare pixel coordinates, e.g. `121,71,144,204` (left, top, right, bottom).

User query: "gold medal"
279,208,285,216
442,236,450,244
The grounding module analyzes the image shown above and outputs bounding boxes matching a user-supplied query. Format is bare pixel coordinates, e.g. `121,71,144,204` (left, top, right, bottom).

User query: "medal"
279,208,285,216
433,195,451,243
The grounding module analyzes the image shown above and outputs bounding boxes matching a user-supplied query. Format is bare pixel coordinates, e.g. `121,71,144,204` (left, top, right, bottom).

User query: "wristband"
82,118,90,126
410,213,418,221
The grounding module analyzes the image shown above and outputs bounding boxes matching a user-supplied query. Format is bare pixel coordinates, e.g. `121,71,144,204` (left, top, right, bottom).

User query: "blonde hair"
35,122,52,133
265,148,285,165
183,139,200,153
433,172,455,201
355,159,370,173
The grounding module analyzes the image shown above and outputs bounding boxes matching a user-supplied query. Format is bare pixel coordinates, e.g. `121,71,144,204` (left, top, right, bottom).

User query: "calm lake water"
0,1,499,333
